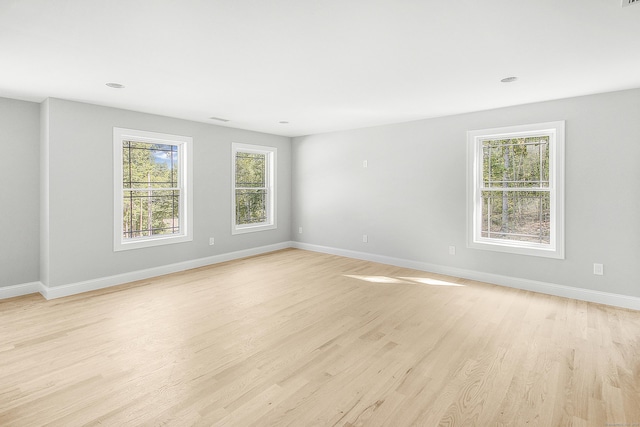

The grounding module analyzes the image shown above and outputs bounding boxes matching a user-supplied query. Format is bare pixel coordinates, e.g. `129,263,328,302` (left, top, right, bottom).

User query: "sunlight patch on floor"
399,277,465,287
344,275,465,287
344,275,409,284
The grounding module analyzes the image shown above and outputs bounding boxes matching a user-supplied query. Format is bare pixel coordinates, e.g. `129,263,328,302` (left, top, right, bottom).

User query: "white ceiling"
1,0,638,137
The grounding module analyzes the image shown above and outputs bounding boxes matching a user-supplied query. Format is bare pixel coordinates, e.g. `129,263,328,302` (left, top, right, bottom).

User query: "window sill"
232,223,277,235
468,238,564,259
114,234,192,251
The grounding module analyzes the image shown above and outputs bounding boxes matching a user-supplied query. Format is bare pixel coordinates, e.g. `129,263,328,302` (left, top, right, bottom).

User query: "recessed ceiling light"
279,121,289,124
106,82,125,89
209,116,230,122
500,76,518,83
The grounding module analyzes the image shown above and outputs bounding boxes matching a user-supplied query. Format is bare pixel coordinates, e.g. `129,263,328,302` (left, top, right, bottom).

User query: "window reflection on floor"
344,275,465,287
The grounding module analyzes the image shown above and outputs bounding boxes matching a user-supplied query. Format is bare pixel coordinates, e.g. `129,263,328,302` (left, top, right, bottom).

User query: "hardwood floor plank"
1,249,639,426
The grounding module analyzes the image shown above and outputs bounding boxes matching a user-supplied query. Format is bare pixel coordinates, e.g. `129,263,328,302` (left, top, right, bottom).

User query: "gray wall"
0,97,40,287
43,98,291,287
40,99,50,286
292,89,640,298
4,89,639,299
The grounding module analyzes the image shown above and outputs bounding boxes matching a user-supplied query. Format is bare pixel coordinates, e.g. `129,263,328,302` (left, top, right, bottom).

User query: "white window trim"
231,142,277,235
466,121,565,259
113,127,193,251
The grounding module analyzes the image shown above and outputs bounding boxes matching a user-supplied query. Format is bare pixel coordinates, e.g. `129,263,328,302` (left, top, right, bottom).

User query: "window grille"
113,127,192,251
231,143,277,234
122,141,181,239
467,121,565,258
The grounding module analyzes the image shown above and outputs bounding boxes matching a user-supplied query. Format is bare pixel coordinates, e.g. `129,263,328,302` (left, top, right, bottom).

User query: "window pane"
236,152,266,188
481,190,550,244
235,189,267,225
171,149,179,188
122,144,131,188
123,189,180,239
122,141,179,189
483,136,549,188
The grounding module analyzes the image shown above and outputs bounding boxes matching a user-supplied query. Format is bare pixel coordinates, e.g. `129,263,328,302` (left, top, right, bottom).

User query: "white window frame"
466,121,565,259
113,127,193,251
232,143,277,234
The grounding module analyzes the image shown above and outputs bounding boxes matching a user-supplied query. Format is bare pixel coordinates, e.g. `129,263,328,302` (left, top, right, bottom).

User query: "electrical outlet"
362,234,368,243
298,226,303,234
593,263,604,275
449,246,456,255
209,237,215,246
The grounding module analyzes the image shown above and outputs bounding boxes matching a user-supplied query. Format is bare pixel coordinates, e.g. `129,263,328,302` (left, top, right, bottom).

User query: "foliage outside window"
467,121,564,258
232,143,276,234
113,128,193,251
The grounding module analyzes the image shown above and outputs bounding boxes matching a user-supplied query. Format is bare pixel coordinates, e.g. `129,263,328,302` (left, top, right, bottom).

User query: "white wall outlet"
209,237,215,246
363,160,368,168
298,226,303,234
449,246,456,255
593,263,604,275
362,234,368,243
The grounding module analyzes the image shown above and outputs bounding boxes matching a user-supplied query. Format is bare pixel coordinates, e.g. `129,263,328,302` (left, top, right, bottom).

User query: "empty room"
1,0,639,425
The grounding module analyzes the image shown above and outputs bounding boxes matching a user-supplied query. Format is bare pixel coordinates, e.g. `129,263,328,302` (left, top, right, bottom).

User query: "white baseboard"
1,243,292,301
0,281,44,300
4,241,639,311
292,242,640,311
37,241,292,300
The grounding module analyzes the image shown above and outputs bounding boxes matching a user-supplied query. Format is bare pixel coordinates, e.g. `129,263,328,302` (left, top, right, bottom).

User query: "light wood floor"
1,249,639,426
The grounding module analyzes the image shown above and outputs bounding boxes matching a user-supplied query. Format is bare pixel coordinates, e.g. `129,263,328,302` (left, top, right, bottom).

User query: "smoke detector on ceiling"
621,0,639,7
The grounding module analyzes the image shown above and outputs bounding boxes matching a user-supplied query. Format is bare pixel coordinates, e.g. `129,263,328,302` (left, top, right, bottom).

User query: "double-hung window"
467,121,565,258
232,143,277,234
113,128,193,251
